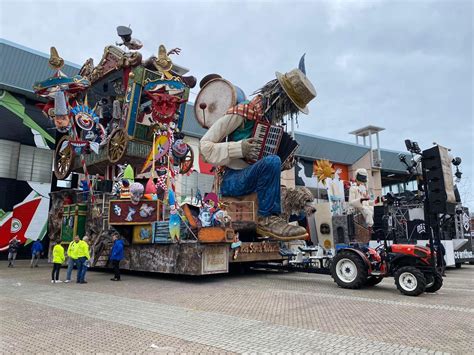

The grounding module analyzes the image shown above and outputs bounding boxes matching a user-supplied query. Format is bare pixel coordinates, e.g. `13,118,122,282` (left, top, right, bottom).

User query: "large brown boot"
257,215,308,240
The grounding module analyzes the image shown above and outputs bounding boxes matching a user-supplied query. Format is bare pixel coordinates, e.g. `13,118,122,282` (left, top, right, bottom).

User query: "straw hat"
275,69,316,114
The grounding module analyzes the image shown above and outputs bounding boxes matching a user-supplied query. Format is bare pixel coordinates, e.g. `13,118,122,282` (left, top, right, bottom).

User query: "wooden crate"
221,193,258,222
198,227,234,243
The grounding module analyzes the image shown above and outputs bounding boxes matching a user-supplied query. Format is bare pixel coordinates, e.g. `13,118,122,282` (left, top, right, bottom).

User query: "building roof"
295,132,369,165
181,107,408,173
380,149,409,173
0,38,80,99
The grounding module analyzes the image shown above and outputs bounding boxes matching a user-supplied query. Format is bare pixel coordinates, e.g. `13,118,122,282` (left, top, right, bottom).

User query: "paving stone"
1,261,473,353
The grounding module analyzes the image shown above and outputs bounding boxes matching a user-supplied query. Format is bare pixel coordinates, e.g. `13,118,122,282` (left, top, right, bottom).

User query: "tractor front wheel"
394,266,426,296
425,272,443,293
331,251,368,289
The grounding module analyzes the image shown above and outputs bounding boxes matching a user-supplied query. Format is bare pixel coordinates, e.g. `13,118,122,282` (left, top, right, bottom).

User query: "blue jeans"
221,155,281,217
76,257,87,282
66,257,77,281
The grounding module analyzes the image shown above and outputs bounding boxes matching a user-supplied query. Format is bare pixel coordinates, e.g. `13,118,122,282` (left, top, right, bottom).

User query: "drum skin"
194,78,246,129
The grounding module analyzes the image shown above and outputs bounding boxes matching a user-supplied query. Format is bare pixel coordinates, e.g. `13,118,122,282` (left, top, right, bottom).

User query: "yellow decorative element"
151,44,173,76
49,47,64,70
314,159,335,185
323,239,332,249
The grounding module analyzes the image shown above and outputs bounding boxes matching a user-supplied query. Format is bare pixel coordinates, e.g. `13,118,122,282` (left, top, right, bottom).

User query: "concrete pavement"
0,261,472,354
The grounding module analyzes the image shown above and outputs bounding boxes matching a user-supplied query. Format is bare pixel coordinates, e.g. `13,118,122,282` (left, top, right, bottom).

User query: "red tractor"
330,240,443,296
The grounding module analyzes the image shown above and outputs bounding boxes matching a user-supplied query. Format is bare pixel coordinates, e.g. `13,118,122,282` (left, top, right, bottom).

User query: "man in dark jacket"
109,232,124,281
30,240,43,268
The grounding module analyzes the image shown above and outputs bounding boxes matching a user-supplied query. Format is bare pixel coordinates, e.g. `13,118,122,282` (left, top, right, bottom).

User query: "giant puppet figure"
199,61,317,239
348,168,374,228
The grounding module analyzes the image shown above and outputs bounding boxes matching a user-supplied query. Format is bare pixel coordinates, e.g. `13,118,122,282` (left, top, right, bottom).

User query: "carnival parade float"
37,26,302,275
34,27,467,293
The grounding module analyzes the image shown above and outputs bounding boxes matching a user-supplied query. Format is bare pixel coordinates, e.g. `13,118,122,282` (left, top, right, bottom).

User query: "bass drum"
194,78,246,129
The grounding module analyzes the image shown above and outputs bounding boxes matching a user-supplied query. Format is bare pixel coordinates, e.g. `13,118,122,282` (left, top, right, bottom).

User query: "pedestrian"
81,236,91,282
437,240,447,276
51,242,65,283
109,232,124,281
65,235,80,283
76,236,90,284
30,240,43,268
7,238,20,267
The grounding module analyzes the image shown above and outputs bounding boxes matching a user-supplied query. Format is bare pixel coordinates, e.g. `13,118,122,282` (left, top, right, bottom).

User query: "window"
17,145,53,183
0,139,20,179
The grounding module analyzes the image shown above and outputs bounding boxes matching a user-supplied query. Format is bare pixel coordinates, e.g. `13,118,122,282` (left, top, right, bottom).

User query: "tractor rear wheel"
394,266,426,296
425,272,443,293
331,251,368,289
365,276,383,287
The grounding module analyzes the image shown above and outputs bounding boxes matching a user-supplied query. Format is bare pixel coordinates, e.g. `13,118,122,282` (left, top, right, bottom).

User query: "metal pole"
376,132,381,162
421,154,438,272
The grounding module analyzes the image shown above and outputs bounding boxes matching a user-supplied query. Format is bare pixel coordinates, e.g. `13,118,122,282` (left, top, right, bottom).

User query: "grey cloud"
0,0,472,206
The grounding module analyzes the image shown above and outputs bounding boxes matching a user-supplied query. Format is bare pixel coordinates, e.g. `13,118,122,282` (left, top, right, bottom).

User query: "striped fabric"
226,95,264,121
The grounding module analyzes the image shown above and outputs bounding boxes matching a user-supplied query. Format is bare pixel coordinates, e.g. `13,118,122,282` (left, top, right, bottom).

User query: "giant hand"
241,138,260,161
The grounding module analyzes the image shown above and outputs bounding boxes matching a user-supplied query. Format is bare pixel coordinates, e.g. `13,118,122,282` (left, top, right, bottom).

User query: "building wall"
349,151,383,199
0,139,53,184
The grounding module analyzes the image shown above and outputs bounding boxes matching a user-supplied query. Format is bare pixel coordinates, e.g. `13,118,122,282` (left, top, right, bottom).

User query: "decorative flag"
141,135,170,173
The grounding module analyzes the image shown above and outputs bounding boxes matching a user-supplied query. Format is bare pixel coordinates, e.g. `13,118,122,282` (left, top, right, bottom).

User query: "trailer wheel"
394,266,426,296
54,136,74,180
107,128,128,164
425,272,443,293
455,262,462,269
331,251,367,289
365,276,383,287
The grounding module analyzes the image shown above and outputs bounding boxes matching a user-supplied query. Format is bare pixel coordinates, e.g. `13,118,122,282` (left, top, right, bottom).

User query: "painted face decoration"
198,206,212,227
70,104,99,131
53,115,71,133
172,139,189,159
75,112,94,130
145,91,185,125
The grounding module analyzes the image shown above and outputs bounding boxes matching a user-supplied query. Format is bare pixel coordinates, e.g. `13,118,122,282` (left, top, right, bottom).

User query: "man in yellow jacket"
76,237,90,284
65,235,80,283
51,243,65,283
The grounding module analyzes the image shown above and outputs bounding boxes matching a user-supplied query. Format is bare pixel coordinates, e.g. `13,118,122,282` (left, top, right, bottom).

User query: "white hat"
355,168,368,183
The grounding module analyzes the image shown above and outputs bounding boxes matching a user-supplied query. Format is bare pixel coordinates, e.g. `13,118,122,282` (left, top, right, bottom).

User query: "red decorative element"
36,101,55,119
198,155,214,175
0,197,42,250
0,214,12,251
145,89,187,124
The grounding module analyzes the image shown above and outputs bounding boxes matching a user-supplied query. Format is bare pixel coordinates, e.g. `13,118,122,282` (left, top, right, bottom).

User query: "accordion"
246,121,299,168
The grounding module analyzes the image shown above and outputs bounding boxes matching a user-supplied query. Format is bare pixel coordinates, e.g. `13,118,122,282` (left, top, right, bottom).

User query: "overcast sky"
1,0,472,206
